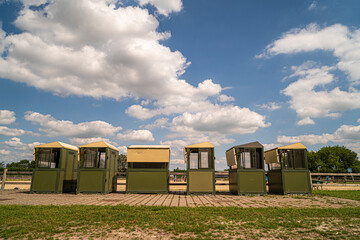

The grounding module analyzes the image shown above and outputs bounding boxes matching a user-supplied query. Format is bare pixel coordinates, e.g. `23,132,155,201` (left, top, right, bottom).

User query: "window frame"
36,148,60,169
81,147,108,169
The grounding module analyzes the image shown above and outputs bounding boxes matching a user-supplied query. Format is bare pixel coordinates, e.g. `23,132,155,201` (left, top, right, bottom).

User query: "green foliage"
118,154,127,172
4,160,35,171
173,167,186,172
308,146,360,173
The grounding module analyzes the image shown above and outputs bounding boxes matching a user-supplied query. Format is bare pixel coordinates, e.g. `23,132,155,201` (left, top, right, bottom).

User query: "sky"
0,0,360,170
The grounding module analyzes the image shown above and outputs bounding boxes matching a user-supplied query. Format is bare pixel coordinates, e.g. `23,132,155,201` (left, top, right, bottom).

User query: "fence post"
1,168,8,190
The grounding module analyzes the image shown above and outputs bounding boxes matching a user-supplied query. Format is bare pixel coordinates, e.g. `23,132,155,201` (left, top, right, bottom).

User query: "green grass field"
1,190,359,239
313,190,360,201
1,205,359,239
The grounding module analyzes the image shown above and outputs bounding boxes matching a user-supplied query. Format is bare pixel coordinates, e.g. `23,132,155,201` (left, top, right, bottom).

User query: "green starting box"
77,141,119,194
226,141,267,195
126,145,170,193
265,143,312,195
30,141,79,193
184,141,215,194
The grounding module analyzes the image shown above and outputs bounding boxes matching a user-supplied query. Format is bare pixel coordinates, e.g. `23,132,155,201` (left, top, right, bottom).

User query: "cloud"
142,117,169,129
262,143,282,151
4,137,42,151
125,79,223,119
137,0,182,16
218,94,234,102
171,105,270,135
25,111,122,137
0,110,16,124
297,117,315,126
257,102,281,111
258,23,360,84
0,126,35,136
277,121,360,153
308,1,317,11
68,137,117,146
117,129,154,142
281,62,360,123
0,0,189,101
0,149,11,155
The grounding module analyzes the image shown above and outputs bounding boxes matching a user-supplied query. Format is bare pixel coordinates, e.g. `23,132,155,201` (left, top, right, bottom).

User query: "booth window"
189,151,198,169
282,149,305,169
189,149,210,169
129,162,167,169
238,149,261,169
83,148,106,168
37,148,60,168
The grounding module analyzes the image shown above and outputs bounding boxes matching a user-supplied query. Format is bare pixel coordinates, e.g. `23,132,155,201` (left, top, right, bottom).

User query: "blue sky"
1,0,360,170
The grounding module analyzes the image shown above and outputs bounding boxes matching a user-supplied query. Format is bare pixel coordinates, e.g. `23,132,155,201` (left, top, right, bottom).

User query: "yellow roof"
278,143,307,150
34,141,78,151
128,145,170,149
79,141,119,151
185,141,214,148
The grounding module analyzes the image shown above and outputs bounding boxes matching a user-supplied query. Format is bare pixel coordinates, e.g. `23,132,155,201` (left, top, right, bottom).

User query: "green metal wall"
283,170,312,194
187,170,215,194
237,170,266,195
268,170,312,194
77,148,118,194
31,148,77,193
126,170,169,193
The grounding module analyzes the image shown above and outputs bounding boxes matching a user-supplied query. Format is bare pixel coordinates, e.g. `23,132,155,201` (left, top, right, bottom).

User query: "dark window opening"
128,162,167,169
82,148,107,168
37,148,60,168
237,149,262,169
281,149,306,170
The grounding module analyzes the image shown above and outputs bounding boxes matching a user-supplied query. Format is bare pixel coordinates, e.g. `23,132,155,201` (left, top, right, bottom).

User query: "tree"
6,159,35,170
308,146,360,173
118,154,127,172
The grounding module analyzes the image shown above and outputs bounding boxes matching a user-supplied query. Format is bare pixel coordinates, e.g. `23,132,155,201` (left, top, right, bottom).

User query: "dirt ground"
1,188,359,208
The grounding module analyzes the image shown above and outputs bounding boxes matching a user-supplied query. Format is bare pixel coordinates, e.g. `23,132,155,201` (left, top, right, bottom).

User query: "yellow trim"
79,141,119,151
278,142,306,150
34,141,78,151
185,141,214,149
127,147,170,163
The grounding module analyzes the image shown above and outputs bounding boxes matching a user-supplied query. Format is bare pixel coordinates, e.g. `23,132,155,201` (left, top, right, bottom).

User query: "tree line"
307,146,360,173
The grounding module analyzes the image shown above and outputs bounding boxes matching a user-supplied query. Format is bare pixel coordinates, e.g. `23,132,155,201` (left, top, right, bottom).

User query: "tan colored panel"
34,141,78,151
79,141,119,151
127,148,170,162
278,142,306,150
185,141,214,149
226,148,236,167
265,149,279,164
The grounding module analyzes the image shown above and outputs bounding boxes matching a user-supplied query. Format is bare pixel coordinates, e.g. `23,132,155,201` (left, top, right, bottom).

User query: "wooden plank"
162,194,174,206
178,195,187,207
185,195,196,207
170,194,180,207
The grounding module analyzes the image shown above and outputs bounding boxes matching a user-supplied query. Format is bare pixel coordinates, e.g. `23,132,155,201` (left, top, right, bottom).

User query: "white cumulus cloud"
0,126,35,136
0,110,16,125
117,129,154,142
25,111,122,137
137,0,183,16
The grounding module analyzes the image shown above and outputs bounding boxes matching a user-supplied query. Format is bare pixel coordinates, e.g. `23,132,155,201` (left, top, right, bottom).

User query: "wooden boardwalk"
1,190,360,208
